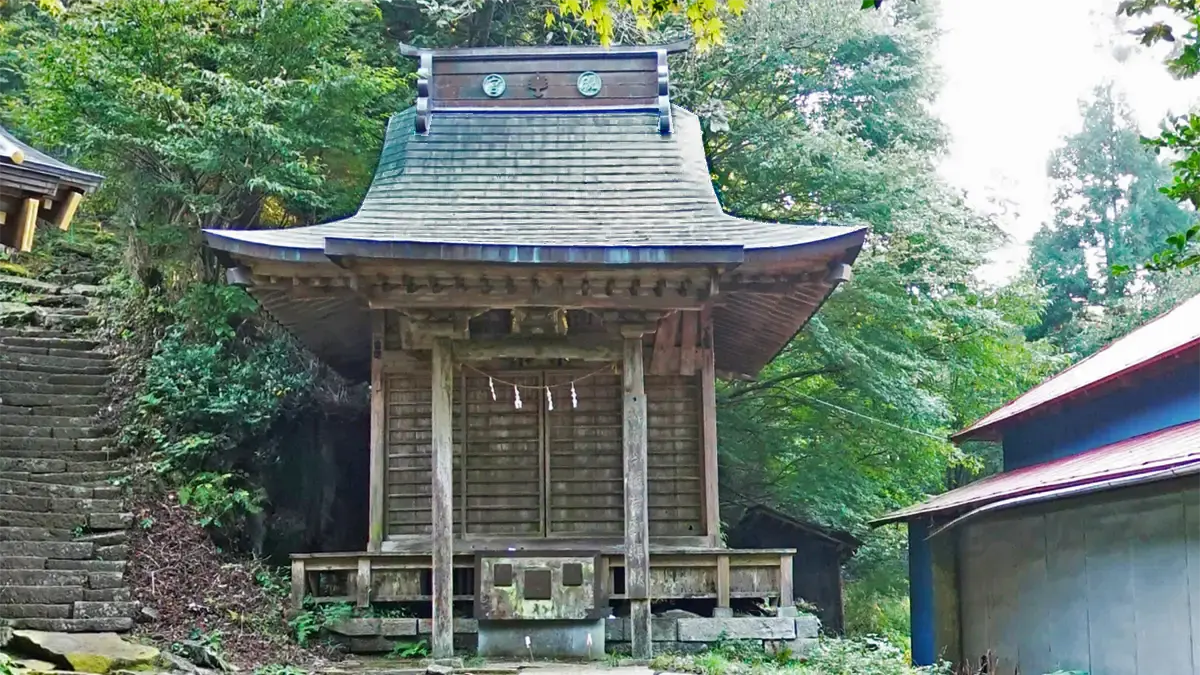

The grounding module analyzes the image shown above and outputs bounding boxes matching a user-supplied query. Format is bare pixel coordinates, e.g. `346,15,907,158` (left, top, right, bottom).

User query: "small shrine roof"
0,125,104,196
205,108,863,265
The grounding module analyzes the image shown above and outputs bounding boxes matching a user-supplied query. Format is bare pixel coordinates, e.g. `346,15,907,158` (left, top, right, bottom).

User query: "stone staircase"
0,277,134,632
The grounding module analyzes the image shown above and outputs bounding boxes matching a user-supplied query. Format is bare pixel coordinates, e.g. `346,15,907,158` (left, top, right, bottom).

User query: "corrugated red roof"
954,293,1200,441
875,418,1200,525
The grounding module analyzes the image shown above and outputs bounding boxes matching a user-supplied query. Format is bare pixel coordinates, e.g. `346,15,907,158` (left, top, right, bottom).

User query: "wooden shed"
0,125,102,252
204,41,866,658
727,505,860,634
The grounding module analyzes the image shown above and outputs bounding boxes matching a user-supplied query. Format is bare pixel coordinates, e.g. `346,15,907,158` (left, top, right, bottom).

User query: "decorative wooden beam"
367,312,386,553
430,338,455,659
453,336,621,362
678,310,699,376
622,336,652,658
650,312,681,376
54,191,84,232
16,197,39,252
366,274,716,311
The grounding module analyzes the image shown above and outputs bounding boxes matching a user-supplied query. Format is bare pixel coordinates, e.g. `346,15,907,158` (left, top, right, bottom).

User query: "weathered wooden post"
623,334,652,658
430,338,455,658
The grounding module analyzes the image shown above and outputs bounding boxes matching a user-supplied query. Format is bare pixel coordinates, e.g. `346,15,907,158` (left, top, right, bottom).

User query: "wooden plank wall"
957,479,1200,675
383,362,703,539
646,373,703,536
547,371,624,536
462,372,542,536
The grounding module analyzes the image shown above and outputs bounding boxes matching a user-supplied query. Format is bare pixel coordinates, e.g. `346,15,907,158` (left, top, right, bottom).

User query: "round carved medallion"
482,74,507,98
577,71,603,97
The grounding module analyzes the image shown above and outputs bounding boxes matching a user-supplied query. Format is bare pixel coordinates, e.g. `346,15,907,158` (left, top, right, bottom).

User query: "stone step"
93,545,128,562
0,569,88,587
47,560,125,573
0,604,72,619
72,601,138,619
0,586,85,604
0,424,114,440
0,344,111,361
0,370,111,386
0,380,107,396
2,451,126,465
75,531,128,547
0,541,94,559
0,403,106,415
0,510,86,529
0,438,117,454
0,393,106,408
0,439,119,458
0,335,102,351
0,525,72,541
0,495,124,513
38,313,99,331
0,360,113,376
0,556,46,569
0,455,123,472
0,408,104,422
0,327,76,339
0,477,106,498
6,617,134,632
0,352,111,372
13,470,125,486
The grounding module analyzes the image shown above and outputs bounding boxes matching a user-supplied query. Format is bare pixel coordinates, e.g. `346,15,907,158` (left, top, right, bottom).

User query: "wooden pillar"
778,553,796,617
430,338,455,659
55,190,84,231
715,554,731,618
367,312,386,552
289,558,306,614
700,308,721,546
622,335,652,658
15,198,39,253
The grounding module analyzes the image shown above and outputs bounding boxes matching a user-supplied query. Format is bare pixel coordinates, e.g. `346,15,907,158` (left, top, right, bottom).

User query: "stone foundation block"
767,637,818,659
677,617,797,642
604,617,679,642
417,618,479,634
380,618,419,636
794,613,821,638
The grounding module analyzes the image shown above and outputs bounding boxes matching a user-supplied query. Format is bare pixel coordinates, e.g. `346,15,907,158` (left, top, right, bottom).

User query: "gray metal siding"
958,482,1200,675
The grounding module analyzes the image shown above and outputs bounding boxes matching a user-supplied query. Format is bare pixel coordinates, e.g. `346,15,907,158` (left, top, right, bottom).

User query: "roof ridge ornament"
656,49,672,135
400,41,687,131
416,52,432,135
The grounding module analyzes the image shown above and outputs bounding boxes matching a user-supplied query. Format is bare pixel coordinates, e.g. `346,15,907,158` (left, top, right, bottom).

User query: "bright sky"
933,0,1200,283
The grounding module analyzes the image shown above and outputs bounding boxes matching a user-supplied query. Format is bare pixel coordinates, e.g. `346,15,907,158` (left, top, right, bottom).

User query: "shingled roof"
203,43,866,380
205,107,863,264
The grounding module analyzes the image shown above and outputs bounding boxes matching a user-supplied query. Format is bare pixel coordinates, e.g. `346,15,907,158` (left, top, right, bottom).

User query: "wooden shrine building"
0,125,103,252
204,42,866,659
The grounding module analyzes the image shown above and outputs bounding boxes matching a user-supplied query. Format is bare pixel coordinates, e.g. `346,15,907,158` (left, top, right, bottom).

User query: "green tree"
1026,85,1193,346
673,0,1061,639
4,0,407,280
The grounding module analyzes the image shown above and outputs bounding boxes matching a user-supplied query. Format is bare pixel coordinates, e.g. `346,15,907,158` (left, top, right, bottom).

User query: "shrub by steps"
0,280,133,632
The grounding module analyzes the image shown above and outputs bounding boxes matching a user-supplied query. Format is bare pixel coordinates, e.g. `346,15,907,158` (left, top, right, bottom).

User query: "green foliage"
1027,85,1193,347
387,639,430,659
0,652,17,675
5,0,406,273
649,635,949,675
668,0,1061,632
254,565,292,600
125,283,312,466
177,472,265,528
288,599,354,647
1113,1,1200,272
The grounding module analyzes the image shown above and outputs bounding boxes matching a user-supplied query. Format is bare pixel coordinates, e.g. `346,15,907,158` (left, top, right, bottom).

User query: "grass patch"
648,636,951,675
